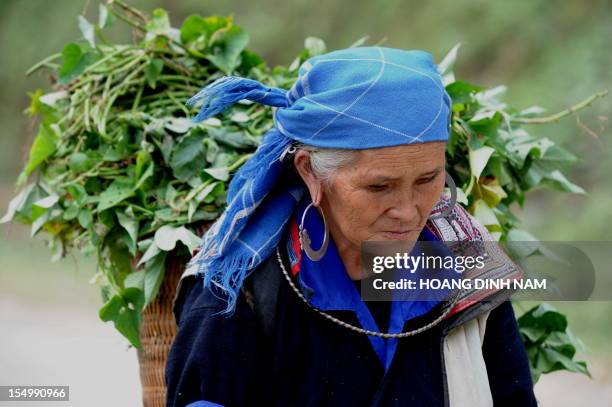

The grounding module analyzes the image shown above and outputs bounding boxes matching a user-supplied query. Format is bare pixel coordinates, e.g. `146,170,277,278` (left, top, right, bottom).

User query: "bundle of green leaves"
518,303,591,383
2,0,601,380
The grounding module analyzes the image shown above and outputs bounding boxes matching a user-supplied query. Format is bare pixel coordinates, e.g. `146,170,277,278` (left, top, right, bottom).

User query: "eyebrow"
366,165,445,182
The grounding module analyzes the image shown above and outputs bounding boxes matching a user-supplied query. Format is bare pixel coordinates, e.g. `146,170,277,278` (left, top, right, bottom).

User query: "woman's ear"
293,150,323,206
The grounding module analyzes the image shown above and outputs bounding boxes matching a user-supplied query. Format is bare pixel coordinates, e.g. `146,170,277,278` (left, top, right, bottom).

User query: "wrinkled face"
296,142,447,251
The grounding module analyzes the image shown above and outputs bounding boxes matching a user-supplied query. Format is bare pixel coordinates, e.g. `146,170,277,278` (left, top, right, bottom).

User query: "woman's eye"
417,174,438,185
367,184,388,192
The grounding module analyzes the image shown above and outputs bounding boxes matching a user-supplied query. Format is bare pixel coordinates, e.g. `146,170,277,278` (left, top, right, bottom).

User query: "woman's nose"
386,204,419,223
386,190,420,223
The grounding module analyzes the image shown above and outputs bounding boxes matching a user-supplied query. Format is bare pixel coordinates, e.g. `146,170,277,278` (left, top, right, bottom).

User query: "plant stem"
57,161,105,188
165,91,190,115
158,74,198,83
131,204,154,215
26,53,62,76
83,82,91,131
229,153,253,171
132,82,144,112
107,1,147,32
160,55,192,77
100,67,147,135
108,0,200,58
140,90,191,101
81,46,133,75
108,0,148,23
511,89,608,124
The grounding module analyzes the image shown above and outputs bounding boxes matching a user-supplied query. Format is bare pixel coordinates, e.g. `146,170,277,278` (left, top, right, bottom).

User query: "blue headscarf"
186,46,452,314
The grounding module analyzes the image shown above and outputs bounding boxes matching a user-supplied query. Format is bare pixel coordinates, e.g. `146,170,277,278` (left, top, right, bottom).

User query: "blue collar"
285,195,458,372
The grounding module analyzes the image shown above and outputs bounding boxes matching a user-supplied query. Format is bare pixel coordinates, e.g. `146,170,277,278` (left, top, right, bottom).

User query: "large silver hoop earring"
428,172,458,220
299,202,329,261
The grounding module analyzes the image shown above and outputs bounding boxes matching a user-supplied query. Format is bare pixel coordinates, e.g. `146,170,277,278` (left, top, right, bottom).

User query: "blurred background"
0,0,610,405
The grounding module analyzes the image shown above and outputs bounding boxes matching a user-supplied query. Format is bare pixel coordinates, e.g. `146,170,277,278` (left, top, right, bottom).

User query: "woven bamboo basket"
136,223,209,407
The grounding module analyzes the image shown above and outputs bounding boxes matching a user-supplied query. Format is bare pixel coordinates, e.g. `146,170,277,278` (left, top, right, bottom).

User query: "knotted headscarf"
186,46,453,314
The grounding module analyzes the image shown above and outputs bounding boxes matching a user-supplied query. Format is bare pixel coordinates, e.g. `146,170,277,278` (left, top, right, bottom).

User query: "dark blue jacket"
165,236,537,407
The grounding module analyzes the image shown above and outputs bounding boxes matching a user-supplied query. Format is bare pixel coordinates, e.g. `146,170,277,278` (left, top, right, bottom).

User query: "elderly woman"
165,47,537,407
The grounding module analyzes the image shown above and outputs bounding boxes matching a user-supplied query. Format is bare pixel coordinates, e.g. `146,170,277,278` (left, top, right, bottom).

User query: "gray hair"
291,142,359,185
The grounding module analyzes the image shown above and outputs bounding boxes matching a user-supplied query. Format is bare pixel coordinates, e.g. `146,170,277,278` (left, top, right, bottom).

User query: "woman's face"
295,141,447,250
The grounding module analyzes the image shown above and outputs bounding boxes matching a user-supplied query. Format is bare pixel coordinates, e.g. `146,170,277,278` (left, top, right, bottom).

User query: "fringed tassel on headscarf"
194,129,303,315
186,75,303,316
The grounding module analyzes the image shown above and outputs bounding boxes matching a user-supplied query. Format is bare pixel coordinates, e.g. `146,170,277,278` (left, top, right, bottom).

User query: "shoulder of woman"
429,196,523,331
427,194,492,242
174,272,261,330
